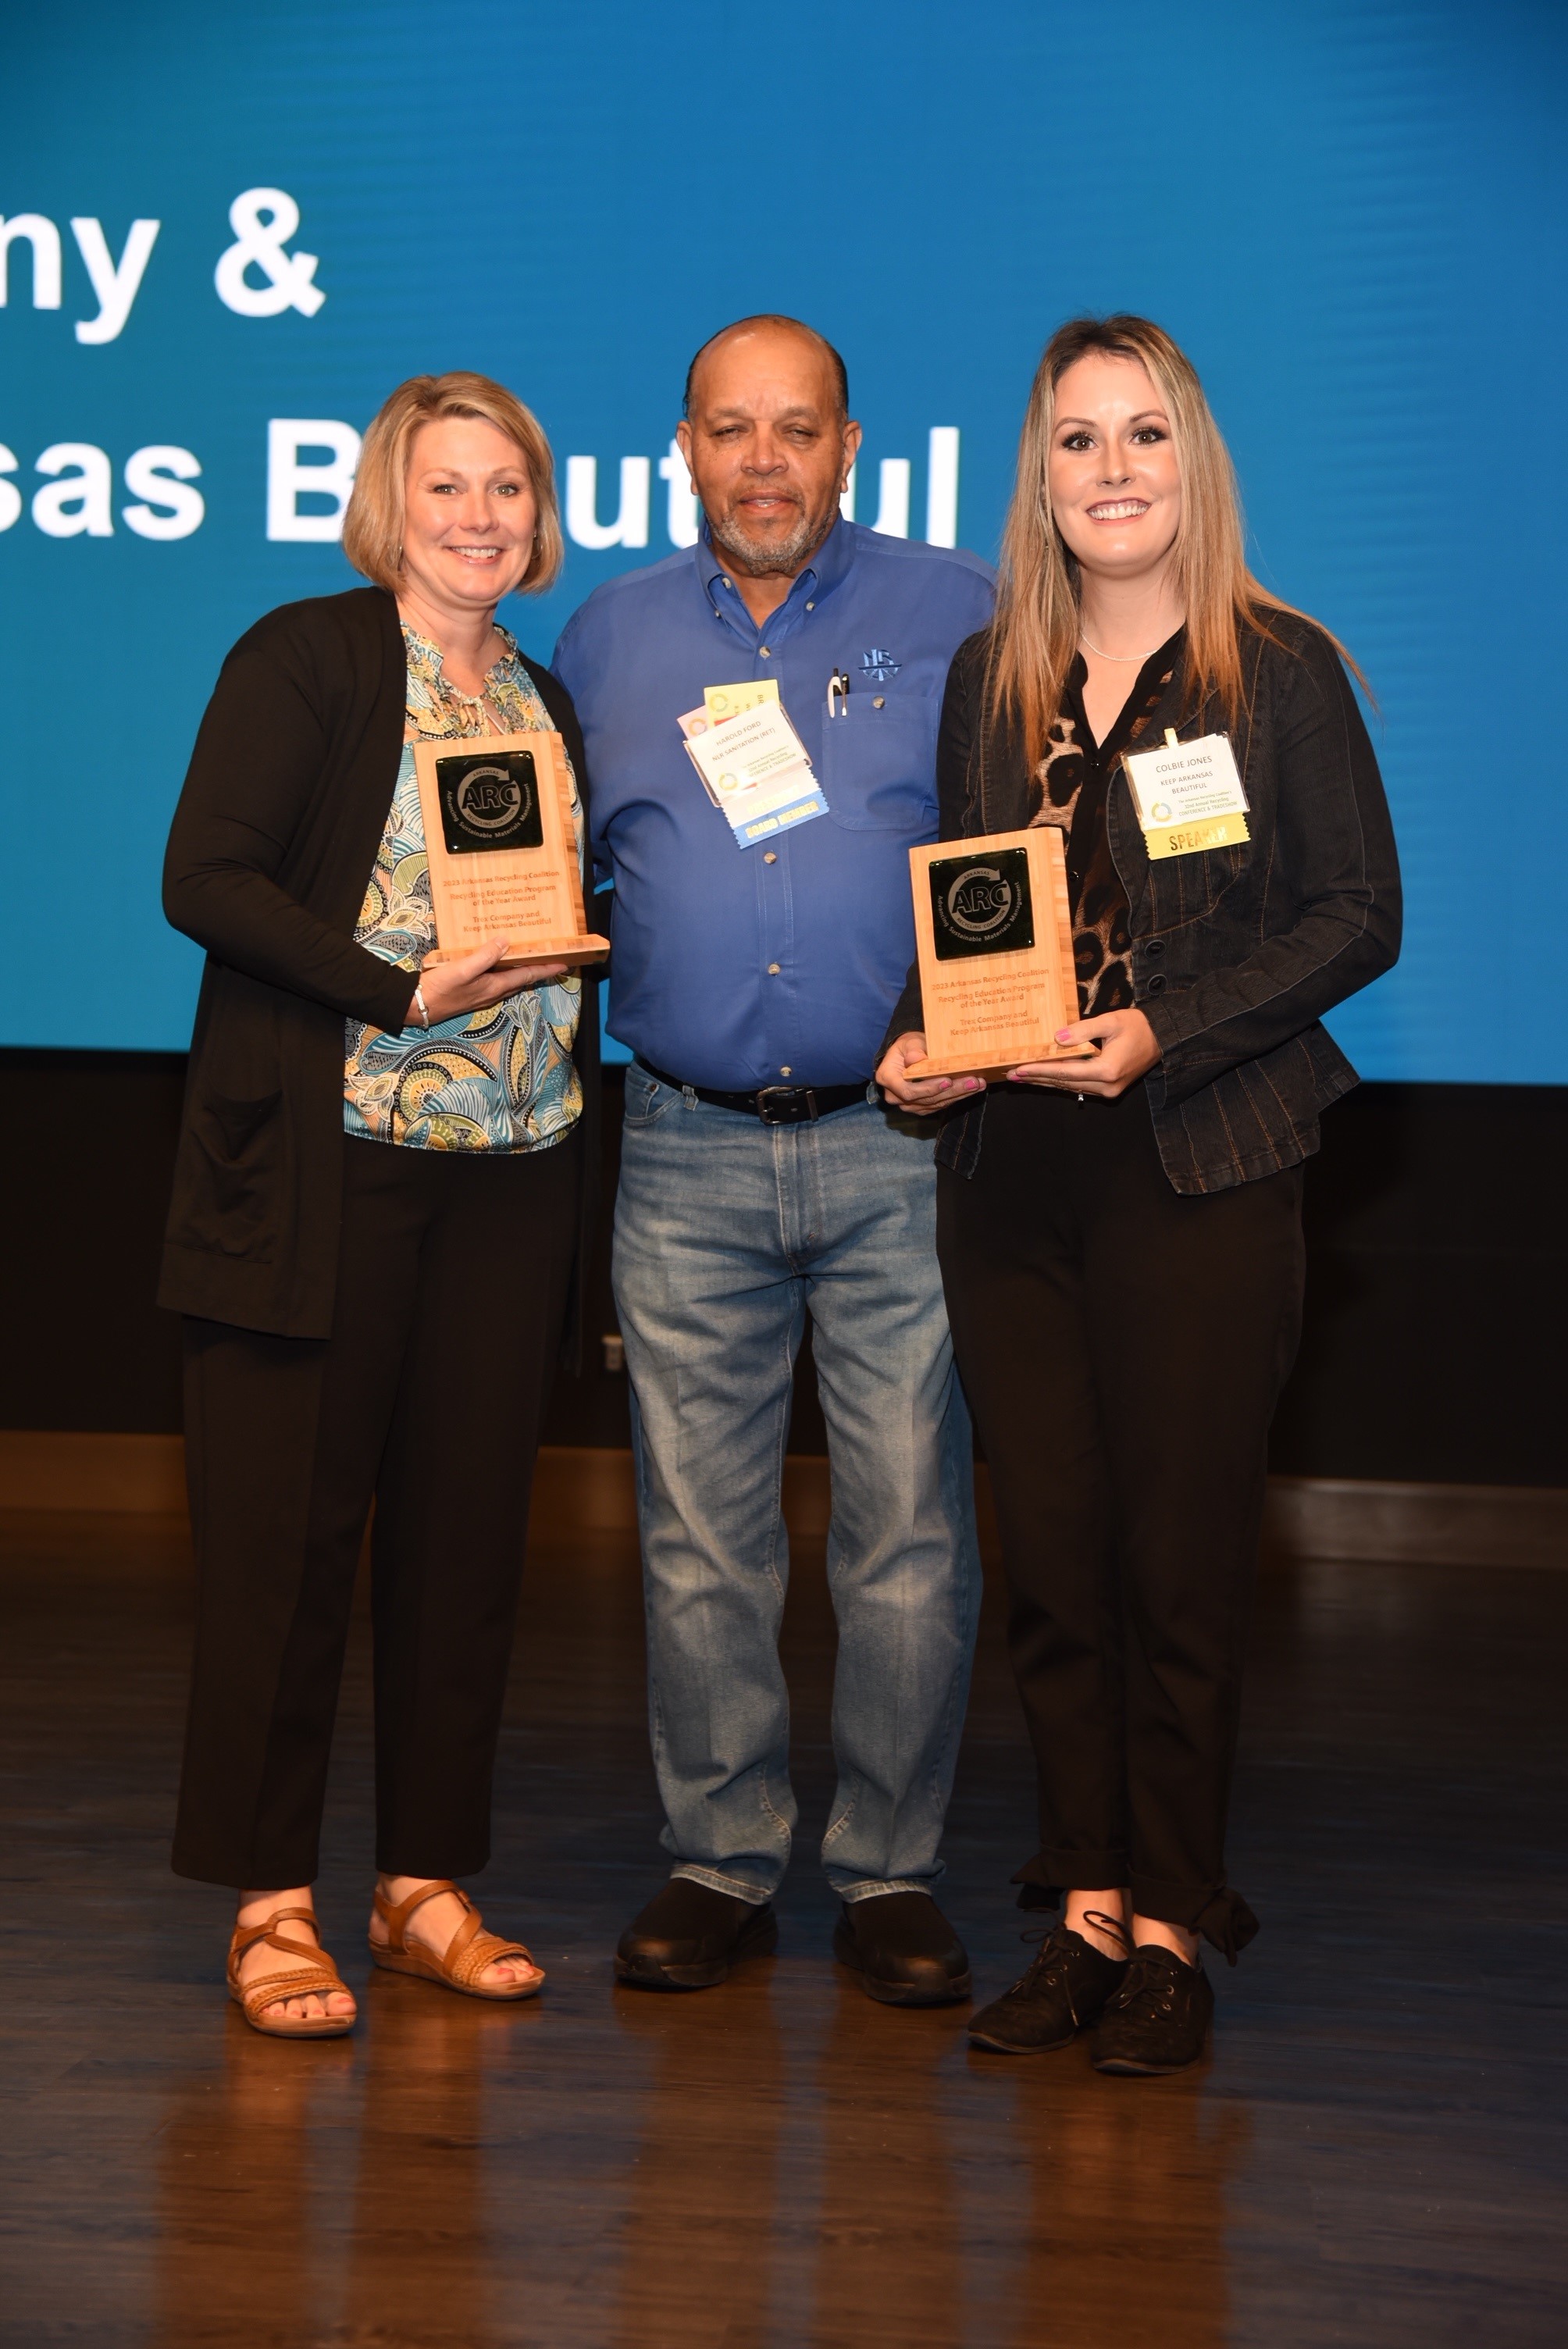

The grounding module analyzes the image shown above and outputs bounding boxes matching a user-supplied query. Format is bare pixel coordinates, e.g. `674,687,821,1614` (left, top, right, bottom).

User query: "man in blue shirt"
554,315,994,2004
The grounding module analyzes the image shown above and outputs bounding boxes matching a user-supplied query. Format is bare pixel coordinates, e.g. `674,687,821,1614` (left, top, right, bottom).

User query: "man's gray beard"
707,503,825,577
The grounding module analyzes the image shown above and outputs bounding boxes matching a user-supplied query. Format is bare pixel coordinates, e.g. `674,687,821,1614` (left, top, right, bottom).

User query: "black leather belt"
640,1061,871,1125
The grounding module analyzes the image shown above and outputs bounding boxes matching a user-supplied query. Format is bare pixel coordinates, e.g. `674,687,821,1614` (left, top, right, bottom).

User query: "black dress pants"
935,1085,1304,1957
173,1129,580,1890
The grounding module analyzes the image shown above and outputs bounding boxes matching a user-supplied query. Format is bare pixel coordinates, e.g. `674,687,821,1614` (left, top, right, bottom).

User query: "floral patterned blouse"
343,622,584,1151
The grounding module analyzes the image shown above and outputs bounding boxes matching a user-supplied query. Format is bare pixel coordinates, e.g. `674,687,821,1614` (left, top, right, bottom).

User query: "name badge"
704,679,777,724
679,685,829,849
1121,729,1249,861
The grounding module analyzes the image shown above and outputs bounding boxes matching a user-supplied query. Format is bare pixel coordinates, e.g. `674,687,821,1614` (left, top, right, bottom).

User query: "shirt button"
759,647,771,658
804,601,814,611
768,962,781,975
781,1065,793,1076
722,577,732,588
763,851,777,864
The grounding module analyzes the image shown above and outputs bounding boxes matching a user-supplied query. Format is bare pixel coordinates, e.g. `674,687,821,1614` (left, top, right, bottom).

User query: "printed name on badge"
1121,728,1250,861
678,686,829,850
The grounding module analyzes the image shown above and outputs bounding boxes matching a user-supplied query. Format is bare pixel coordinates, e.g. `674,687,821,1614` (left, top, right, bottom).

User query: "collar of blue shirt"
698,514,856,647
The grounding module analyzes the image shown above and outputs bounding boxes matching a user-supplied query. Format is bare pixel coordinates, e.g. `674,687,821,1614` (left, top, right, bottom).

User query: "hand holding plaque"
412,730,609,969
903,826,1094,1078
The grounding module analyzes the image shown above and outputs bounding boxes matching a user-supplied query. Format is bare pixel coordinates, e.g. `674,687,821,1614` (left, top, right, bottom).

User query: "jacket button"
1146,973,1167,996
1144,937,1166,958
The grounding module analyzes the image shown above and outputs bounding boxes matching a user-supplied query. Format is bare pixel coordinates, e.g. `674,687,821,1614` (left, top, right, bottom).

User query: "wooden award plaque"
412,729,610,969
903,826,1095,1078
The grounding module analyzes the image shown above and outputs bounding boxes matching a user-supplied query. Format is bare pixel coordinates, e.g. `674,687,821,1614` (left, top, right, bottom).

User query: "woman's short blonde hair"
342,370,564,595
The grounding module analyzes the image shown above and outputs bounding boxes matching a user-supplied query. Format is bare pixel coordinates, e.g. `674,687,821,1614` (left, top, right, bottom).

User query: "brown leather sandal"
369,1880,544,2002
227,1905,356,2040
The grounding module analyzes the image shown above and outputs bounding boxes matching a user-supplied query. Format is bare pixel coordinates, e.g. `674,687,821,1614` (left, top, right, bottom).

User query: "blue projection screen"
2,0,1564,1080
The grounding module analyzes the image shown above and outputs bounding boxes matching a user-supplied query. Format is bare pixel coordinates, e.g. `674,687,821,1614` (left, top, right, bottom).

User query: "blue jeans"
611,1064,981,1905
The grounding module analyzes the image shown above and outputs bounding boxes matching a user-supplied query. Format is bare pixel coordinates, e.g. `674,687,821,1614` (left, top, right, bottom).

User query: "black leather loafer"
968,1923,1129,2054
615,1878,777,1991
1090,1945,1214,2075
832,1892,971,2006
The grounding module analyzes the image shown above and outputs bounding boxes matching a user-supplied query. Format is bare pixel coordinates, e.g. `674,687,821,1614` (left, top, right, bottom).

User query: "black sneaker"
832,1891,971,2006
1090,1944,1214,2075
615,1878,778,1991
968,1923,1130,2054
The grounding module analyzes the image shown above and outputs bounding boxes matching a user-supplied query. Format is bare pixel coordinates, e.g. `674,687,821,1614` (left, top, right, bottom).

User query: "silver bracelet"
413,982,430,1029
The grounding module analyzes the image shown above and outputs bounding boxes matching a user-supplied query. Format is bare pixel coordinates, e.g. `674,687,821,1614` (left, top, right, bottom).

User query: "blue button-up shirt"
551,519,996,1088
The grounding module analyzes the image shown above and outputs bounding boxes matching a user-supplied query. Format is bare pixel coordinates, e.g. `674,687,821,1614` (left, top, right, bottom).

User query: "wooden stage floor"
2,1506,1565,2348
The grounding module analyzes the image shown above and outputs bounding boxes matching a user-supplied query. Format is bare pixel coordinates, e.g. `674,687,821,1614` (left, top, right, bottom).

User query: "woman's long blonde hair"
989,314,1358,762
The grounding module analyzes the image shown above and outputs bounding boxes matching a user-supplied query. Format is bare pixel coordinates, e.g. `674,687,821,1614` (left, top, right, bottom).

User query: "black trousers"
172,1130,580,1890
935,1085,1304,1957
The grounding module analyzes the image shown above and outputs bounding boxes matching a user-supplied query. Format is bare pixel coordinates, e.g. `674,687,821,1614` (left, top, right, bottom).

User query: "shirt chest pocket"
820,697,938,834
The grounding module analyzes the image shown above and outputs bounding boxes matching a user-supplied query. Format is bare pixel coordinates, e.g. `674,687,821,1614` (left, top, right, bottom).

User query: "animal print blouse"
1027,634,1183,1020
342,622,584,1151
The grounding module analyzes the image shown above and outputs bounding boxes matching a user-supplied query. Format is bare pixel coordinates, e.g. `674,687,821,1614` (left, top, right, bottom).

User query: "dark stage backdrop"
2,0,1567,1082
2,1054,1562,1490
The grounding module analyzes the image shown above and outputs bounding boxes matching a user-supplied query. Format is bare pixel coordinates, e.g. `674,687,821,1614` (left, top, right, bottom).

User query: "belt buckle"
756,1085,814,1125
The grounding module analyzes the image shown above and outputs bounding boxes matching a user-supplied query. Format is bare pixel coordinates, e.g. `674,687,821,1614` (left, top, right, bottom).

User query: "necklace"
1079,633,1163,664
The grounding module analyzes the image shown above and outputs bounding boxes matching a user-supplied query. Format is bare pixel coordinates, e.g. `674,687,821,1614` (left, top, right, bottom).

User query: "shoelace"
1104,1944,1186,2016
1008,1909,1131,1996
1007,1926,1071,1997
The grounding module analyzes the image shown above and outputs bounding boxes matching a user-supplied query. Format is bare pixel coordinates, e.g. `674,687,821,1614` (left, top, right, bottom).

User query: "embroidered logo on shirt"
861,647,901,683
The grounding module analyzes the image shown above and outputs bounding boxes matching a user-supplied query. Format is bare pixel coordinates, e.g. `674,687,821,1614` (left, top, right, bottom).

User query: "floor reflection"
605,1965,971,2349
148,1947,1242,2348
601,1955,1243,2349
152,1972,532,2349
151,2007,358,2347
979,2044,1248,2348
608,1964,786,2348
12,1517,1557,2344
342,1973,527,2342
807,1982,963,2347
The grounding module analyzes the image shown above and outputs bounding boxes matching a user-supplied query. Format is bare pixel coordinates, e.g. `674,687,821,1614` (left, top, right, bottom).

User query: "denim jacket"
884,615,1402,1195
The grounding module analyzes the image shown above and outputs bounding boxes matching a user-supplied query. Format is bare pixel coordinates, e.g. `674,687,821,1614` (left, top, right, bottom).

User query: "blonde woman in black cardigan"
879,315,1400,2075
162,372,598,2037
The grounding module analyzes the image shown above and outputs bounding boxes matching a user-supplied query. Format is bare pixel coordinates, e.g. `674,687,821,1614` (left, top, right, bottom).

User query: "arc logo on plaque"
412,730,609,970
904,826,1093,1078
929,848,1035,959
435,750,545,854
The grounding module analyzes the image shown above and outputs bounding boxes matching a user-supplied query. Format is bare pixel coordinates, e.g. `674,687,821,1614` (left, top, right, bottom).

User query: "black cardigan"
159,584,600,1342
886,615,1402,1194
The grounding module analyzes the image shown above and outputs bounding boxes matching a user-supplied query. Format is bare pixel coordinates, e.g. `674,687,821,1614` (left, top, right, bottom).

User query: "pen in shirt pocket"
828,668,852,717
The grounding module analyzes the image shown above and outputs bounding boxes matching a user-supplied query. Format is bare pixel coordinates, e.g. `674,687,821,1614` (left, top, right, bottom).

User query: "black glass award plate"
435,749,545,856
928,847,1035,961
